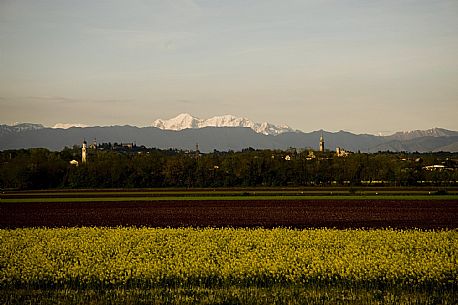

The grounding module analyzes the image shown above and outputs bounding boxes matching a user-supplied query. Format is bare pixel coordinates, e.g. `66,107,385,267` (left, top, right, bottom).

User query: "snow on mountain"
0,123,45,136
12,123,45,131
152,113,295,135
152,113,200,131
386,128,458,141
52,123,89,129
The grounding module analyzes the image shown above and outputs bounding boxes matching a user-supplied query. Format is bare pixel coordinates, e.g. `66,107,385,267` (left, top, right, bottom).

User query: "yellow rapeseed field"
0,228,456,289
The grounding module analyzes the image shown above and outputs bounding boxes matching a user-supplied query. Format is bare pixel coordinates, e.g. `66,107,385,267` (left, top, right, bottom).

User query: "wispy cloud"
0,95,132,105
84,26,194,52
25,95,80,103
175,99,195,105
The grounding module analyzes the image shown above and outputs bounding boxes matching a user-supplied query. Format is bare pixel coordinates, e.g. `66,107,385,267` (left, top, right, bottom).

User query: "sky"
0,0,457,135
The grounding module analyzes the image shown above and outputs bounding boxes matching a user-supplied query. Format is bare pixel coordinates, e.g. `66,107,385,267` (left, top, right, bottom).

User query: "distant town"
1,133,456,190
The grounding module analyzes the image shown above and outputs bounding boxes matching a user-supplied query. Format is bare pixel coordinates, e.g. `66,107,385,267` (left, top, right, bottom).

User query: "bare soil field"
1,199,457,229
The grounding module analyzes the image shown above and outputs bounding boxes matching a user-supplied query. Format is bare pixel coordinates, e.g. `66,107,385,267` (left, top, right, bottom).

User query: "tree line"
0,147,457,189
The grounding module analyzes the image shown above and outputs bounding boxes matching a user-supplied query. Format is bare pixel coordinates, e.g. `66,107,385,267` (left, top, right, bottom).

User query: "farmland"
1,188,458,229
1,188,457,304
1,227,457,304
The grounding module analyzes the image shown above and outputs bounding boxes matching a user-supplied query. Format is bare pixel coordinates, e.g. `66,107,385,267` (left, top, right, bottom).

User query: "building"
122,143,134,149
195,143,200,159
89,138,97,149
306,150,316,160
319,133,325,152
69,160,79,166
82,140,87,164
424,165,446,171
336,147,350,157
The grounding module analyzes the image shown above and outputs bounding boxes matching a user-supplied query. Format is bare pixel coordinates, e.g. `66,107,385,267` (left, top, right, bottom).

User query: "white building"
69,160,79,166
424,165,445,171
336,147,350,157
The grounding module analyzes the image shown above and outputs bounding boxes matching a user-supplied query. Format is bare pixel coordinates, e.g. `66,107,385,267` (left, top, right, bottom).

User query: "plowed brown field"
1,199,457,229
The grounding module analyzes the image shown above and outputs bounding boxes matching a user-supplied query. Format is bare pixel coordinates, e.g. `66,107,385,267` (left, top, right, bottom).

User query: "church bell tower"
319,133,325,152
82,140,87,164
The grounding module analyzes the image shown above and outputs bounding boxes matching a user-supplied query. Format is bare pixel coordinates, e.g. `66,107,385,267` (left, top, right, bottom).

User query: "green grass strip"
1,195,457,203
3,190,443,196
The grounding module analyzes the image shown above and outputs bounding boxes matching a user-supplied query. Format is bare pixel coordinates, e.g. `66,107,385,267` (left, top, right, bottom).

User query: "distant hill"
1,124,457,152
275,130,385,152
0,126,273,152
368,136,458,153
434,142,458,152
385,128,458,141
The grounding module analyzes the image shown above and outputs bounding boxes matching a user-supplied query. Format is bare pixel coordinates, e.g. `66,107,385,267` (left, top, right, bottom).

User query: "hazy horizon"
3,112,457,137
1,1,457,135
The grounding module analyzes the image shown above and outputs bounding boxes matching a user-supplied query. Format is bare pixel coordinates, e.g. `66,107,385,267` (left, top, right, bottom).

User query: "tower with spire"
195,143,200,159
319,133,325,152
82,140,87,164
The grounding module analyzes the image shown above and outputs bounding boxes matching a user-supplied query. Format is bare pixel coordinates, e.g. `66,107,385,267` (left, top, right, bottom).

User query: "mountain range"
152,113,294,135
1,114,457,153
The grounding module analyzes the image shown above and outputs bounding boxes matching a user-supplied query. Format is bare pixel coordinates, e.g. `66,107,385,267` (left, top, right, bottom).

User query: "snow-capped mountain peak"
387,128,457,141
52,123,89,129
152,113,200,130
152,113,294,135
12,123,45,131
0,123,45,137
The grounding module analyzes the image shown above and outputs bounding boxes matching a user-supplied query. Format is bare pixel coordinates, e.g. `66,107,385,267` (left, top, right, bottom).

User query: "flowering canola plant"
0,228,456,288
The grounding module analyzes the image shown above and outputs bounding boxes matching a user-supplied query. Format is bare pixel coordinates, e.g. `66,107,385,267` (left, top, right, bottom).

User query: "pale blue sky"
1,0,457,134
